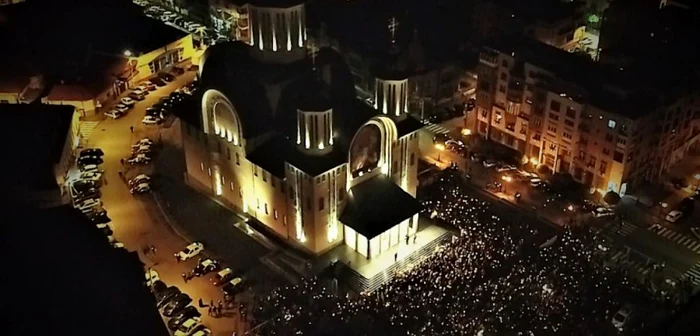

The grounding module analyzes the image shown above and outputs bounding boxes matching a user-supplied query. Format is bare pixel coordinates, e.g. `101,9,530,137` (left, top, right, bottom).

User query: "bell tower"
373,17,409,121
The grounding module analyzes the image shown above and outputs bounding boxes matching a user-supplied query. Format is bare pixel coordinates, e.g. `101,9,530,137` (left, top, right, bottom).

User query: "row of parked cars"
126,138,156,167
141,3,223,44
106,71,185,120
142,83,195,125
151,280,210,336
174,242,249,298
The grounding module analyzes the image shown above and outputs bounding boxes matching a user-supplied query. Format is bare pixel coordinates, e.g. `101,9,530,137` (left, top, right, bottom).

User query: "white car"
142,115,162,125
128,174,151,187
120,97,136,107
130,182,151,195
80,164,100,172
132,145,152,154
592,207,615,218
114,104,130,113
496,164,516,172
133,138,154,147
612,304,636,331
483,160,498,168
174,317,202,336
127,154,151,165
191,328,212,336
174,242,204,261
529,178,542,187
145,269,160,287
79,171,103,182
665,210,683,223
112,241,125,249
105,109,124,119
75,198,102,211
132,88,148,96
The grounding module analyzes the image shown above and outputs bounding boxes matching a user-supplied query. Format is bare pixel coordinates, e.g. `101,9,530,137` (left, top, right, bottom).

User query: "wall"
42,98,98,118
0,92,21,104
129,34,196,84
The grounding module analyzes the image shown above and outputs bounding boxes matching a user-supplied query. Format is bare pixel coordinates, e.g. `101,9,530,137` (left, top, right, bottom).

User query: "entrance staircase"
79,121,100,141
337,231,454,294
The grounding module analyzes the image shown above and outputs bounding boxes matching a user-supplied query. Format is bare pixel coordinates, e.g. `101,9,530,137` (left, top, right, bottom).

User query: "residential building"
472,37,700,195
0,0,24,6
1,104,76,207
180,0,424,257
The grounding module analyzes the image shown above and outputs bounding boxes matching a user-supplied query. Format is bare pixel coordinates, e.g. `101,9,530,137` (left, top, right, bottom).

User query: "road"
83,71,252,335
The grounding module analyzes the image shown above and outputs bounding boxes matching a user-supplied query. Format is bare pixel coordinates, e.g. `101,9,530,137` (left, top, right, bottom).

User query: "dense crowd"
252,169,644,335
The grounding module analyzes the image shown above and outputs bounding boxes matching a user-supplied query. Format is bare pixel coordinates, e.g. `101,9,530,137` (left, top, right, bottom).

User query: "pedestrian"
405,235,409,245
218,300,223,312
150,245,156,254
208,305,213,316
394,253,398,263
182,272,187,283
211,299,215,308
413,235,417,244
118,171,123,180
198,298,206,308
130,126,134,133
120,158,125,165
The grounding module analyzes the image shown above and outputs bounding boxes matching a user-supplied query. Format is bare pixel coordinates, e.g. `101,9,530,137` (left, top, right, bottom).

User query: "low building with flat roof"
0,104,76,207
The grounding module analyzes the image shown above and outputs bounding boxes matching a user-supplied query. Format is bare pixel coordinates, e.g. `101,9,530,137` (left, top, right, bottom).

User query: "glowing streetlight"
461,128,472,136
123,50,133,57
435,143,445,162
529,157,539,165
501,175,512,193
567,205,574,211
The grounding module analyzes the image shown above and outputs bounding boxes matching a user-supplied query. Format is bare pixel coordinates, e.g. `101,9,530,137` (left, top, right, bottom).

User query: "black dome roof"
297,75,333,112
371,44,410,81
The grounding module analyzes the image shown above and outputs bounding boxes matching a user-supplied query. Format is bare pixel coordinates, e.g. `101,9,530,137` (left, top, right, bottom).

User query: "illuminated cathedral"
182,0,423,257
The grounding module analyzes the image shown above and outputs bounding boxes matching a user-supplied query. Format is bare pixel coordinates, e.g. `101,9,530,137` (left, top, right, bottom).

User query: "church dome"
371,45,411,81
297,76,333,112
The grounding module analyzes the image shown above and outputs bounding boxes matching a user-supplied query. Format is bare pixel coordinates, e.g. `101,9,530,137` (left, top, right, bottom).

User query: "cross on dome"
306,40,320,68
388,17,399,44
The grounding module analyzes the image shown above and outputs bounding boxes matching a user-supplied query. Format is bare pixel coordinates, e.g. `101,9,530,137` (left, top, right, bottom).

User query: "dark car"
80,148,104,157
150,77,166,87
74,188,101,203
87,210,110,224
222,277,246,297
193,259,220,277
163,293,192,317
156,286,181,308
128,92,146,101
155,100,173,109
72,180,97,192
171,66,185,75
77,156,104,167
679,197,695,215
151,280,167,294
168,306,201,330
158,72,175,82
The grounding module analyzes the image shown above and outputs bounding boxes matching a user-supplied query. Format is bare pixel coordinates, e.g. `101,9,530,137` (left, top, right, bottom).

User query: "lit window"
274,210,279,219
200,162,204,171
264,203,268,215
607,119,617,129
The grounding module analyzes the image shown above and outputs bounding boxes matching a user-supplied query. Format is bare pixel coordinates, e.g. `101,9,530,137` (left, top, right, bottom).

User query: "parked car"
174,317,202,336
144,81,157,91
612,304,636,332
156,286,181,308
128,174,151,187
79,171,103,182
211,267,235,286
191,328,212,336
496,164,517,172
483,159,498,168
128,92,146,101
133,138,154,147
193,259,219,277
174,242,204,261
71,185,100,201
134,86,149,94
168,306,201,330
151,280,167,295
88,211,110,225
96,223,113,236
665,210,683,223
530,178,542,187
142,115,162,125
127,154,152,165
105,109,125,119
150,77,166,87
130,182,151,195
171,66,185,75
77,155,103,167
114,103,130,113
80,148,104,157
75,198,102,211
132,145,152,154
159,72,175,82
120,97,136,107
222,277,246,297
79,164,101,173
592,207,615,218
145,269,160,288
163,293,193,317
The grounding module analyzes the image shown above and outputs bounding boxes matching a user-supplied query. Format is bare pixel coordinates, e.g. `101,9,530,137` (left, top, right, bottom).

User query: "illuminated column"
375,78,408,119
296,108,333,155
271,18,277,51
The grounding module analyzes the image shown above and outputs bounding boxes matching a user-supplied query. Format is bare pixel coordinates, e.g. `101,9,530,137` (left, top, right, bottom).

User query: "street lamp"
435,143,445,162
461,128,472,136
529,157,539,166
123,50,133,57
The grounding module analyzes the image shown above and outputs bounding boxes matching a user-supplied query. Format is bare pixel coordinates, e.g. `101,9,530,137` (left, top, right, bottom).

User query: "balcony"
479,50,498,67
517,112,530,121
506,122,516,132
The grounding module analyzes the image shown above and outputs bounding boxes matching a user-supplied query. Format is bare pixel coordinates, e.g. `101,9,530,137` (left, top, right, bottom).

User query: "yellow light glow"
502,175,512,182
358,171,364,177
529,157,539,165
567,205,574,211
435,143,445,151
123,50,132,57
318,142,324,150
381,164,388,175
461,128,472,136
214,170,223,196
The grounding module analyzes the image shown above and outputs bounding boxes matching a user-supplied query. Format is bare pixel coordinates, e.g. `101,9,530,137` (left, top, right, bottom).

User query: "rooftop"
340,175,422,239
246,134,346,178
4,205,168,336
46,54,128,102
0,104,74,190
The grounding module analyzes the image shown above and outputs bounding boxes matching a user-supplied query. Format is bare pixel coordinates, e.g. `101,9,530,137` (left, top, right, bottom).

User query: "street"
82,71,253,335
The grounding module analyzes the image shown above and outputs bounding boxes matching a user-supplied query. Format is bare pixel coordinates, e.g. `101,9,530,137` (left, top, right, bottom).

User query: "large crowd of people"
251,169,649,335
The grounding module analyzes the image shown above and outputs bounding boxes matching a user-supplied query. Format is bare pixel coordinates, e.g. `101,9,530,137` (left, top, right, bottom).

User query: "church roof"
395,115,424,137
340,175,422,239
246,134,346,178
296,75,333,112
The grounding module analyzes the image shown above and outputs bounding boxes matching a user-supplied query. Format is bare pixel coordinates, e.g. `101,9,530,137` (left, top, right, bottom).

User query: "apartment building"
472,37,700,195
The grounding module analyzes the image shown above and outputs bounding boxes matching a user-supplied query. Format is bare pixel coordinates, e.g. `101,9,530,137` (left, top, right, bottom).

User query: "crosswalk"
683,263,700,286
423,123,451,135
79,121,100,140
648,225,700,254
614,221,638,237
